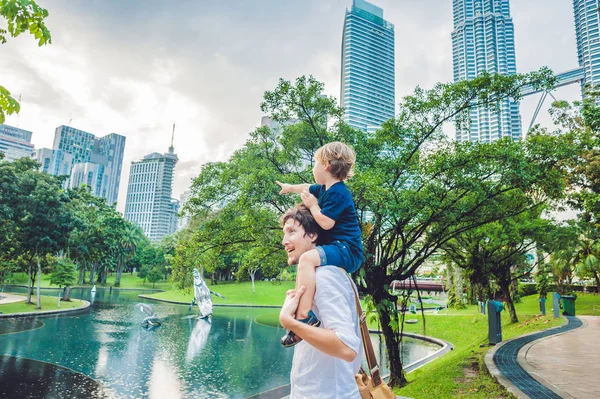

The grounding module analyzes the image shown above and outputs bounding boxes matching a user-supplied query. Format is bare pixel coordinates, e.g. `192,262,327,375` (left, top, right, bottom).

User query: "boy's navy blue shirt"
309,182,364,261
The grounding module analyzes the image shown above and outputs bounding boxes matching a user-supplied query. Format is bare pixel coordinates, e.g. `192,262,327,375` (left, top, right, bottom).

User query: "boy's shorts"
315,241,362,273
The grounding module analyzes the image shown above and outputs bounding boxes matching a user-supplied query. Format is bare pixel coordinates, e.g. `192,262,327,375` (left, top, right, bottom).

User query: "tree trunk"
593,272,600,295
374,291,407,387
78,264,86,285
26,262,33,304
500,279,518,323
363,252,407,388
115,262,123,287
89,263,97,285
36,253,42,310
62,286,71,301
250,270,256,293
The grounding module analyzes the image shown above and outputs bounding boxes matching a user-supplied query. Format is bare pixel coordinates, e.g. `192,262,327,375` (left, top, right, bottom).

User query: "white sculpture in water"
189,268,225,318
137,303,162,327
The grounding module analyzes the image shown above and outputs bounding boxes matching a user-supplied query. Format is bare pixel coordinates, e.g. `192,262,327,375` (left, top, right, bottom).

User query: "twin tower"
342,0,599,142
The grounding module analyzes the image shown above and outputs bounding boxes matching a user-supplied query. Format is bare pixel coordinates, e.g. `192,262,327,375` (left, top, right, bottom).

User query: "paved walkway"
520,316,600,398
487,316,600,399
0,293,26,305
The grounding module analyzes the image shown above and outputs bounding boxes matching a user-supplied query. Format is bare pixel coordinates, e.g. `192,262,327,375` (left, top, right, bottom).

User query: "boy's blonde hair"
315,141,356,180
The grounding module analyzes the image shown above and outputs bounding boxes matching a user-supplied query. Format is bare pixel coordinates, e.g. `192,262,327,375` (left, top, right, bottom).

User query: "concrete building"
0,124,35,162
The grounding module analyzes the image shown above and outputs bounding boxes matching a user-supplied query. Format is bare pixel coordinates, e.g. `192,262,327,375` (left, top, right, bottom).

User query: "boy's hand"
276,181,291,194
279,286,305,329
301,190,318,210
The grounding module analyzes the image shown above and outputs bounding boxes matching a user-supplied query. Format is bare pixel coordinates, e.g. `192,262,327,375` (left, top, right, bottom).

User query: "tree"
147,267,163,289
0,0,52,123
185,71,579,386
8,158,74,308
49,257,77,301
114,223,143,287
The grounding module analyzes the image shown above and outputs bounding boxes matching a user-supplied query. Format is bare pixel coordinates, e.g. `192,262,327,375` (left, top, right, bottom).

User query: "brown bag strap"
346,273,383,387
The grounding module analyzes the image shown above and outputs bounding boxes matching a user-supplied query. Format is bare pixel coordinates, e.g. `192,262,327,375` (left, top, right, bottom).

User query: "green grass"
393,296,575,399
146,280,296,306
8,272,174,290
0,295,85,314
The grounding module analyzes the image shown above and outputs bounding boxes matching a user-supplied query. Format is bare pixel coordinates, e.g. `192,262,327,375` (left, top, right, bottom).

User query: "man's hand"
279,286,305,329
276,181,292,194
300,190,318,210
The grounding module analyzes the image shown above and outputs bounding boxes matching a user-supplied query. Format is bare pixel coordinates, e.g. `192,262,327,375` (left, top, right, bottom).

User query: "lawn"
146,280,296,306
8,272,174,291
0,295,85,314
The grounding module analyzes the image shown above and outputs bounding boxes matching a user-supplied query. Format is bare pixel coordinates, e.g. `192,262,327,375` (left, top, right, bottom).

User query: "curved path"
486,316,600,399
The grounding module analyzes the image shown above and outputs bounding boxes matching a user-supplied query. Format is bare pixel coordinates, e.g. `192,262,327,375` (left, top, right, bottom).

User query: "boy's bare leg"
295,248,321,320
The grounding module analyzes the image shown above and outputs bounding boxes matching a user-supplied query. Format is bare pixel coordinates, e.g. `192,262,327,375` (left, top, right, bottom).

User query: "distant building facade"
178,190,192,230
34,148,73,188
341,0,395,132
52,125,126,204
124,146,178,242
451,0,522,142
0,124,35,162
573,0,600,96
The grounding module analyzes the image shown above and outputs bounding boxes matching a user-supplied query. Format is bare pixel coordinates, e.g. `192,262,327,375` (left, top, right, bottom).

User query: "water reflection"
0,287,438,398
186,318,211,363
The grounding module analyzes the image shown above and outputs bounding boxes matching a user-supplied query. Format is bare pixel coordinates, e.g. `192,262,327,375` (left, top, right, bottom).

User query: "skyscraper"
452,0,522,142
0,124,35,162
124,133,178,242
573,0,600,95
34,148,73,182
52,125,126,204
341,0,395,133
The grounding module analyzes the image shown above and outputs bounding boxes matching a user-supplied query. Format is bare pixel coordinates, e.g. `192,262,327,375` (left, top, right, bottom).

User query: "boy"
276,141,364,347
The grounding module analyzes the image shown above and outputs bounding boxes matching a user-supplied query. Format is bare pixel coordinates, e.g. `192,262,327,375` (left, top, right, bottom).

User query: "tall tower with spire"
452,0,522,142
124,126,179,242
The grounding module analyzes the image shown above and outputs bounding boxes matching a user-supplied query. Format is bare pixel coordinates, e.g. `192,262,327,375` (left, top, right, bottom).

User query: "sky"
0,0,581,213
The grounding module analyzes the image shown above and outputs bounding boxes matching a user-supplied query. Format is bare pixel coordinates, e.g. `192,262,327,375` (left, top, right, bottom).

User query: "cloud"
0,0,582,213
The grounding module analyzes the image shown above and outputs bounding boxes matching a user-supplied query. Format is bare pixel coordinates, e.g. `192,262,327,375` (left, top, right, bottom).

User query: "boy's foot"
281,310,321,348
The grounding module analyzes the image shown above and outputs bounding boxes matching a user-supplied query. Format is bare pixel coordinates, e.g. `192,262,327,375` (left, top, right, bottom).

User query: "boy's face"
312,158,329,185
282,219,317,265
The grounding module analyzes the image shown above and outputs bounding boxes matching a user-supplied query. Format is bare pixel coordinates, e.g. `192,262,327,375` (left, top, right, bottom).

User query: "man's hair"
315,141,356,180
281,204,322,242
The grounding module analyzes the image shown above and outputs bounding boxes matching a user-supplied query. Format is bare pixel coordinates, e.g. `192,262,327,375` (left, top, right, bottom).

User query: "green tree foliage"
442,208,554,323
184,70,579,386
4,158,74,308
147,267,163,289
0,0,51,123
49,257,77,301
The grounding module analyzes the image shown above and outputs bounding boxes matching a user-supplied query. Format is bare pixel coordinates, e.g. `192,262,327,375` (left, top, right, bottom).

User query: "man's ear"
308,233,318,244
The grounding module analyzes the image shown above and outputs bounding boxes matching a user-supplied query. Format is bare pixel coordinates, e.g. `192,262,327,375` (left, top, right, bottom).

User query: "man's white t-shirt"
289,266,362,399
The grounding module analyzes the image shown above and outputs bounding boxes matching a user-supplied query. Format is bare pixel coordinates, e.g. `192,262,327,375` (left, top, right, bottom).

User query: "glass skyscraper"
124,145,178,242
341,0,395,132
573,0,600,95
52,125,126,205
452,0,522,142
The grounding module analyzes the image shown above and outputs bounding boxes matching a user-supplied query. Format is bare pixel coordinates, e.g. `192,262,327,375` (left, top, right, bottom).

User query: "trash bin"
487,300,504,344
561,295,576,316
539,297,547,316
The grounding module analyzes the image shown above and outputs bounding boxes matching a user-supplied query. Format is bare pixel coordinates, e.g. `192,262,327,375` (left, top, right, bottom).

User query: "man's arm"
279,285,357,362
276,181,311,195
282,317,357,362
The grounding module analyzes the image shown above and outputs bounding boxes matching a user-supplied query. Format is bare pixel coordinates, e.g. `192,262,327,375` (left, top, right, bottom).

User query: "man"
279,204,362,398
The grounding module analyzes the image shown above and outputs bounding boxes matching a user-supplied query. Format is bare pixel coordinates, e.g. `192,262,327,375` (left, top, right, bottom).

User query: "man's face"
282,218,316,265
